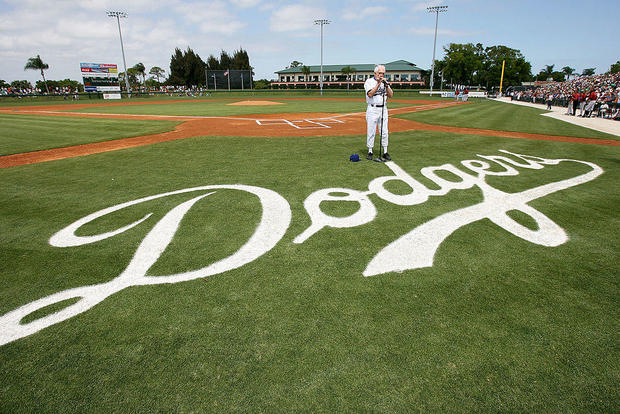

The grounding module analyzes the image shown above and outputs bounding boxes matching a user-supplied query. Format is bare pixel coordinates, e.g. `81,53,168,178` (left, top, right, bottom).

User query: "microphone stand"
374,80,388,162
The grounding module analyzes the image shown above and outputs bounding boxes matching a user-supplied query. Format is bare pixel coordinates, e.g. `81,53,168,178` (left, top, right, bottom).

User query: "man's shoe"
383,152,392,161
366,152,373,160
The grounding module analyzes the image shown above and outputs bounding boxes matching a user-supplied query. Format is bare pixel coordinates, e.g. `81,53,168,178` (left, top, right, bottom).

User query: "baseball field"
0,92,618,412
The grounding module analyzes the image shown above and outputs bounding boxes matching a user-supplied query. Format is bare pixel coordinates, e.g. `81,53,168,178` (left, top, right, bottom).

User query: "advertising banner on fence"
80,63,121,98
440,91,487,98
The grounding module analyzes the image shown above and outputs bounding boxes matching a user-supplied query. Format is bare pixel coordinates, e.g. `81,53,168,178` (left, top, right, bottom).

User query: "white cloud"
173,1,245,34
200,21,246,35
343,6,387,21
269,4,327,32
0,1,194,83
230,0,262,7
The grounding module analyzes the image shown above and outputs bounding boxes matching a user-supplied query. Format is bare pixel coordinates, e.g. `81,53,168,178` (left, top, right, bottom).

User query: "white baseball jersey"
364,77,389,151
364,77,388,106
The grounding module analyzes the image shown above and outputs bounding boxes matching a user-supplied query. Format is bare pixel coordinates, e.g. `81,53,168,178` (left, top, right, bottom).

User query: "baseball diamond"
1,98,617,168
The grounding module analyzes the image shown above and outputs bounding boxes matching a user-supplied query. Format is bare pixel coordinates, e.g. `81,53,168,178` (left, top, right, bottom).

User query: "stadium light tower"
314,19,330,96
107,11,131,97
427,5,448,96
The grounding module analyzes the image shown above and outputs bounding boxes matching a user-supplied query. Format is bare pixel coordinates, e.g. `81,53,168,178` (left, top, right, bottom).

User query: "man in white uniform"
364,65,393,160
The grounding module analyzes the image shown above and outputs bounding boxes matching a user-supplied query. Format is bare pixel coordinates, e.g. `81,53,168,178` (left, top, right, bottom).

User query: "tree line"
431,43,616,88
431,43,528,88
167,47,253,87
120,47,253,89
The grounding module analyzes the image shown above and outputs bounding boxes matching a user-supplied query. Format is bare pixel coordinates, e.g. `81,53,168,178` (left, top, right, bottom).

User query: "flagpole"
227,68,231,91
499,60,506,97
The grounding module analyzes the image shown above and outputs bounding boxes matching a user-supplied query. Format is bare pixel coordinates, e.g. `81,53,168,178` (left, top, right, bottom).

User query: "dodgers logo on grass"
0,185,291,346
293,150,604,275
0,150,604,346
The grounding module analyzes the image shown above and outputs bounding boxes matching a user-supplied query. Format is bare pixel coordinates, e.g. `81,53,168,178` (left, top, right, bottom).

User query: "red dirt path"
1,99,618,169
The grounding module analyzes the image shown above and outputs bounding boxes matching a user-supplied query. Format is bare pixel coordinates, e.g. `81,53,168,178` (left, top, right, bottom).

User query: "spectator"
508,71,620,121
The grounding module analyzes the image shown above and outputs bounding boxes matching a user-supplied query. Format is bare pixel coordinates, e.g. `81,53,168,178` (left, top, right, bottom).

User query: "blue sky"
1,0,618,85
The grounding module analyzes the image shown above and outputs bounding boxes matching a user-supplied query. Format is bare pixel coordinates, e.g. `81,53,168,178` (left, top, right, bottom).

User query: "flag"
224,70,229,76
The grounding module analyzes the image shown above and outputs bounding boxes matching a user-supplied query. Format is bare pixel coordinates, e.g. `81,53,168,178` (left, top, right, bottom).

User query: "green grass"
396,98,619,140
0,102,618,412
0,114,179,155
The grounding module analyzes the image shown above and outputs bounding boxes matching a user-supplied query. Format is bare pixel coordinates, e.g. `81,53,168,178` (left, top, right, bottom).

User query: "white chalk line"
255,117,346,129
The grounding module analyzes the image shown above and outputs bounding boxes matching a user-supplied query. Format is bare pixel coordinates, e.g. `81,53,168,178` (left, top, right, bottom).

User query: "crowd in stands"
508,72,620,120
0,85,210,98
0,86,80,98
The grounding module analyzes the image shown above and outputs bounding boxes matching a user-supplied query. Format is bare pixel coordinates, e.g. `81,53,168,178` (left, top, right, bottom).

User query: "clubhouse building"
273,60,425,88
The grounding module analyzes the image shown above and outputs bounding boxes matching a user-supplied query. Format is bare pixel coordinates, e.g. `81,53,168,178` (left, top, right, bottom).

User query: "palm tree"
149,66,165,84
340,66,356,90
562,66,575,81
132,63,146,85
24,55,49,93
126,68,140,88
300,65,311,89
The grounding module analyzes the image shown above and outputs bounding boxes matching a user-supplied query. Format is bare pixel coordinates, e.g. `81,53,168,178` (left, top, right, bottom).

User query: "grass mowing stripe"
0,114,180,155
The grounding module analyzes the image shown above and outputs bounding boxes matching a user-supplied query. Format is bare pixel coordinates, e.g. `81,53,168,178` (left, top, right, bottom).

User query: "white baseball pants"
366,106,388,151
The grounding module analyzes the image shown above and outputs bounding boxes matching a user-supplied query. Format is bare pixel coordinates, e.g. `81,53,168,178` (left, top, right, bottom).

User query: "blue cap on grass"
349,154,360,162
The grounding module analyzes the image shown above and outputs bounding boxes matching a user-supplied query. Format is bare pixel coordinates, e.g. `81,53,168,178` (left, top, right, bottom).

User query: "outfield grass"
0,101,618,411
396,98,618,140
0,114,179,155
68,98,416,117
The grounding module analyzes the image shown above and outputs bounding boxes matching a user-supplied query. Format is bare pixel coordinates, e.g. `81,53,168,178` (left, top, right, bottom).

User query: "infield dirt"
1,99,618,168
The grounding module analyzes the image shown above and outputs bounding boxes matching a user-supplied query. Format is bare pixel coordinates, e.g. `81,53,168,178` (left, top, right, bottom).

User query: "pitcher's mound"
227,100,284,106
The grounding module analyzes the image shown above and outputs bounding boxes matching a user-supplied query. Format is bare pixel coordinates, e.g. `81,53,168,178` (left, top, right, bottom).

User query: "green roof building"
274,60,426,87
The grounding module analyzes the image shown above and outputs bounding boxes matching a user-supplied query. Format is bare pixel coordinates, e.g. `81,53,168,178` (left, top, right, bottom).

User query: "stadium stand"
507,73,620,120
